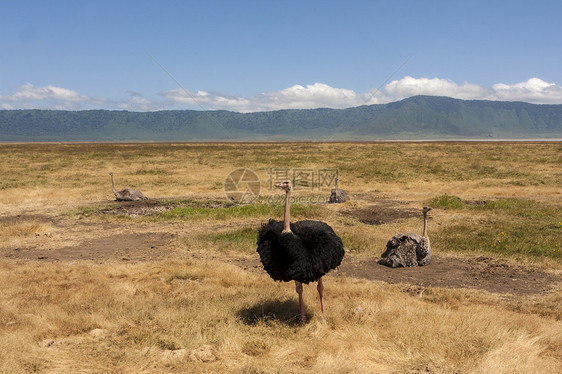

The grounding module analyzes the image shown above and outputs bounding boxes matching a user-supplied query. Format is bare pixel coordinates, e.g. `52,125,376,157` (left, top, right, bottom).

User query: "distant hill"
1,95,561,141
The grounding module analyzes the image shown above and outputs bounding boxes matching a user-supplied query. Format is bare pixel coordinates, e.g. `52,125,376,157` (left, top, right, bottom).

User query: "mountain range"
1,95,561,141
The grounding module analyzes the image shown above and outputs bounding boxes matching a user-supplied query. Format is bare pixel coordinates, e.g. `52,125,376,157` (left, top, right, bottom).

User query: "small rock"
189,345,217,362
89,328,108,337
352,306,365,315
161,345,217,363
162,349,189,363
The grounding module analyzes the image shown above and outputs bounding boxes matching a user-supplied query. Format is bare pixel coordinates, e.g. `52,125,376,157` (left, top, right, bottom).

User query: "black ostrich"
257,180,345,322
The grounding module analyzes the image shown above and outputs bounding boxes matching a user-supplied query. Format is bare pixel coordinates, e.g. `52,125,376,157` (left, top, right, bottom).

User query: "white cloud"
383,76,562,105
116,91,162,111
250,83,381,111
161,83,382,112
489,78,562,104
2,78,562,112
384,76,489,100
0,83,105,110
5,83,89,102
161,88,214,106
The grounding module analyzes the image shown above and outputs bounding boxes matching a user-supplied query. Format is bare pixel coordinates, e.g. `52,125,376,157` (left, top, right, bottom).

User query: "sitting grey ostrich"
379,206,432,268
109,172,149,201
257,180,345,323
329,177,349,203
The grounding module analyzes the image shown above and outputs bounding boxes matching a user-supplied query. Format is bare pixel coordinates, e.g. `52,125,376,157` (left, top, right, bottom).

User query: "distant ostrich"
329,176,350,203
109,172,149,201
379,206,432,268
257,180,345,323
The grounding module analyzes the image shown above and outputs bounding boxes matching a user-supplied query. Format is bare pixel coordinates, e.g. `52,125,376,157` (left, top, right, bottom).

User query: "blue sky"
1,0,561,112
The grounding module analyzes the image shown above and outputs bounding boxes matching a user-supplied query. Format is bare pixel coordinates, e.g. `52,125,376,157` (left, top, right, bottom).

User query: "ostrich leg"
295,281,305,322
317,277,324,313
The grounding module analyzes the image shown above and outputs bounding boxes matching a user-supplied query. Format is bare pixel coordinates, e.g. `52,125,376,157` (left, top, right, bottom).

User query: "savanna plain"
0,142,561,374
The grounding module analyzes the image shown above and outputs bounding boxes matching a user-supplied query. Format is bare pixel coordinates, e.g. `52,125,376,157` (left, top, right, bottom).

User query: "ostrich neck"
422,212,428,237
110,175,117,194
282,189,292,233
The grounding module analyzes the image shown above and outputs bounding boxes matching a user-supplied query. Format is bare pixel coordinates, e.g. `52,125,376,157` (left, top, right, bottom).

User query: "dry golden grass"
1,259,560,374
0,219,56,249
1,142,560,207
0,142,561,373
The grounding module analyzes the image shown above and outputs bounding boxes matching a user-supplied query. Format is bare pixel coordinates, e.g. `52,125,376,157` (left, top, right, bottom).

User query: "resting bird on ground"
109,172,149,201
257,180,345,322
379,206,432,267
329,176,350,203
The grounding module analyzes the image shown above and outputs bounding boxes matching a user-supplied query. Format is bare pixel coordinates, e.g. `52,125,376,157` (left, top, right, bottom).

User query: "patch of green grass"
157,204,272,220
474,198,537,213
155,198,233,209
433,199,562,260
208,227,257,243
204,227,258,253
428,195,465,210
156,203,326,221
0,179,19,190
134,168,170,175
435,222,561,259
339,232,378,255
469,163,498,176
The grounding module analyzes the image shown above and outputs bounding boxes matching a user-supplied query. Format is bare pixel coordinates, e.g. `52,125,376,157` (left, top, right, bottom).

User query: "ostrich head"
275,180,292,192
423,206,432,214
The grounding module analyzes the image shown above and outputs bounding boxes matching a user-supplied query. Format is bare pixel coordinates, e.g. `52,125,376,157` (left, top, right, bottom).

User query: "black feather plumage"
257,219,345,284
380,233,430,268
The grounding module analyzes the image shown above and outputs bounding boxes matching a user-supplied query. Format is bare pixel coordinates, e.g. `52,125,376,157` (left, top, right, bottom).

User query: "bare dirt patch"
343,203,419,225
230,251,559,297
335,254,559,296
4,232,176,262
338,194,422,225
